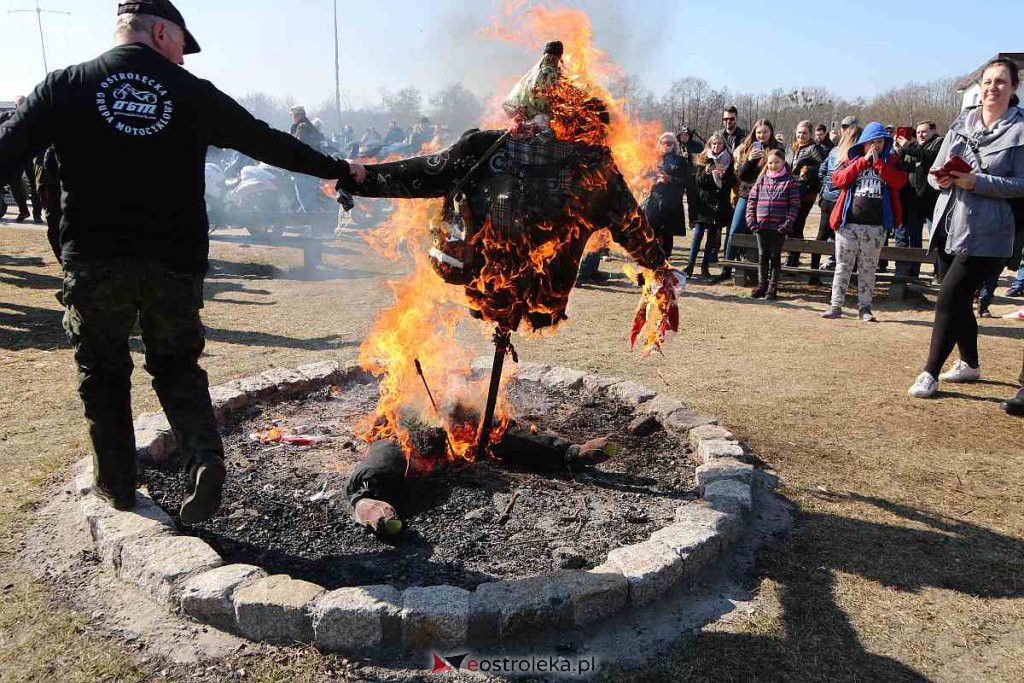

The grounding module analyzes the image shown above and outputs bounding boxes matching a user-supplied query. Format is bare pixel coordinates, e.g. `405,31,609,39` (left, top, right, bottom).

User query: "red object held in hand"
930,155,972,179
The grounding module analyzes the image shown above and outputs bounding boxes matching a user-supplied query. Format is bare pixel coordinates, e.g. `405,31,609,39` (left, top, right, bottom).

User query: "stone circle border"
68,359,764,655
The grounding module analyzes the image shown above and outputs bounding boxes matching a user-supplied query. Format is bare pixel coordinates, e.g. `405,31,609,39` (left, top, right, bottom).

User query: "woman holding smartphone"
715,119,781,283
909,57,1024,398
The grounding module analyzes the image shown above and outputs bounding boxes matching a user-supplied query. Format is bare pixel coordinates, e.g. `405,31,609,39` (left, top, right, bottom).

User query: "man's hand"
348,162,366,184
934,173,955,190
949,170,977,192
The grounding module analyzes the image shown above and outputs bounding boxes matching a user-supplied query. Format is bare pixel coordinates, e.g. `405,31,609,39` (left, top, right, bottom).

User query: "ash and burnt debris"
143,380,696,592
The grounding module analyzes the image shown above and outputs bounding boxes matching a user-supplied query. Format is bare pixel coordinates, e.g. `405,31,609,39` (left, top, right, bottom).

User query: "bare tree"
429,83,484,133
379,87,424,126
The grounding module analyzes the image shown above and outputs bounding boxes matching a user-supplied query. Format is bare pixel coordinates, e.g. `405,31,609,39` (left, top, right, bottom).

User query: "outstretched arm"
205,82,348,181
340,130,505,199
597,167,667,270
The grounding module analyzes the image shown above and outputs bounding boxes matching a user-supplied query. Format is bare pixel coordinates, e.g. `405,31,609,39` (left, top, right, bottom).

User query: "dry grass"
1,221,1022,681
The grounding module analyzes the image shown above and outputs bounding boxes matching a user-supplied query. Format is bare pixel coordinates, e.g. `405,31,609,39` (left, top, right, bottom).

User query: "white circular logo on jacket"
95,72,173,136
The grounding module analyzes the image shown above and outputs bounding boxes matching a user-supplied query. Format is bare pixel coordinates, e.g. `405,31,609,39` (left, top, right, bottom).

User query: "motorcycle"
218,163,337,240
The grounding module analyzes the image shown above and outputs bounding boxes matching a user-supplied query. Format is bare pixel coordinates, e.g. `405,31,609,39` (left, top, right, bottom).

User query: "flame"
356,1,669,471
482,1,662,195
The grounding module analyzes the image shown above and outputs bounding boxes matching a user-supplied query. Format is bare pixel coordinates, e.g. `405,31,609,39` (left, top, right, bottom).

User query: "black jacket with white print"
0,43,348,273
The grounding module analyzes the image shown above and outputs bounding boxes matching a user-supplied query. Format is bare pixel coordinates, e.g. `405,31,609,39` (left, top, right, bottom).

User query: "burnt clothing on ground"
339,128,667,331
345,425,580,509
0,43,349,274
62,260,223,500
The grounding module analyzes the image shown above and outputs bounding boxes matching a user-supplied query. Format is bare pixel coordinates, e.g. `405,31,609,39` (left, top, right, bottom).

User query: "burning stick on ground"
414,358,458,459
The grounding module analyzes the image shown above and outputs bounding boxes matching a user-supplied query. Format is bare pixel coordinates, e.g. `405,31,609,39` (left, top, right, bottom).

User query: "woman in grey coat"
909,57,1024,399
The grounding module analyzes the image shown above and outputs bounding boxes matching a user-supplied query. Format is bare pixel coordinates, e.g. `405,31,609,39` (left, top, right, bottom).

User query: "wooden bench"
719,234,935,299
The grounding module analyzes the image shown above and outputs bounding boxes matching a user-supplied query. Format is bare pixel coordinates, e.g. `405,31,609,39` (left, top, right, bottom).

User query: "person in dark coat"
894,120,944,279
646,132,692,260
815,123,835,153
1,97,35,222
786,120,828,266
685,133,735,278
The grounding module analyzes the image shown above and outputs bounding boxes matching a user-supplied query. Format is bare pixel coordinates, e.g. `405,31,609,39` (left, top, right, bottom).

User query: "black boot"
93,485,137,511
179,456,226,524
712,267,732,284
765,281,779,300
683,265,694,280
1003,387,1024,417
700,265,712,279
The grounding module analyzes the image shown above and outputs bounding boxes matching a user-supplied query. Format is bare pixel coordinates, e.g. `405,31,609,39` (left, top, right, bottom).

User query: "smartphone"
830,121,838,131
753,141,763,152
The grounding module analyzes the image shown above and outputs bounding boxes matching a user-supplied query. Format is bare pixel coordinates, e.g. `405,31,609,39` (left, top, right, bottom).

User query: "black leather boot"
179,456,226,524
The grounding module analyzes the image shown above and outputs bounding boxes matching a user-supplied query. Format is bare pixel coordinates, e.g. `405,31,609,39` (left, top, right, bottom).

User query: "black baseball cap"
118,0,201,55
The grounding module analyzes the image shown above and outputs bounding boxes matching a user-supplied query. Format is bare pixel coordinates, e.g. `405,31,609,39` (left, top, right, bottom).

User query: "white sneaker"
939,360,981,383
908,372,938,398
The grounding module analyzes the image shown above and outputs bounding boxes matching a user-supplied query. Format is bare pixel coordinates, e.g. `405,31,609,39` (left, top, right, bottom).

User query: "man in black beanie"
0,0,360,523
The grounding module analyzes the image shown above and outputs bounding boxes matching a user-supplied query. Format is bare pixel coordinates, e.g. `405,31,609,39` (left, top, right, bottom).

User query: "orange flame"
357,2,668,470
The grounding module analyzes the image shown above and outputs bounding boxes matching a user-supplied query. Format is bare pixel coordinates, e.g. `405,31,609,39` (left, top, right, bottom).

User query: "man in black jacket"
0,0,358,522
715,106,747,152
895,120,944,278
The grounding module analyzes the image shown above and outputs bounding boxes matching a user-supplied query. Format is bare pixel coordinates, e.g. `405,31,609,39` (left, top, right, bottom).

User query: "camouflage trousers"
62,260,223,500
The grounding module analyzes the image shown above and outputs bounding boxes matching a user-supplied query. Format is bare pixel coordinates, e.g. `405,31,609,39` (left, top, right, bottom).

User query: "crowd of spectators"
640,58,1023,413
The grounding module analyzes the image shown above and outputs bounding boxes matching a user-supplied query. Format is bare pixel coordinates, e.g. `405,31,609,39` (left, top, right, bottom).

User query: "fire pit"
70,360,759,654
144,368,695,592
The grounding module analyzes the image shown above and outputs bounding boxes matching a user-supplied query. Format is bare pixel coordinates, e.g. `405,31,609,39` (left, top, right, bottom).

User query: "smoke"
421,0,671,106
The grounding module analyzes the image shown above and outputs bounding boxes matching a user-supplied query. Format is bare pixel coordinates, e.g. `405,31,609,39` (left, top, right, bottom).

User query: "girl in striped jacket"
745,149,801,299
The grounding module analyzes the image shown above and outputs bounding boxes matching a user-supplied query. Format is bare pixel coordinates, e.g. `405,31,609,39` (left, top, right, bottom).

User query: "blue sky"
2,0,1021,107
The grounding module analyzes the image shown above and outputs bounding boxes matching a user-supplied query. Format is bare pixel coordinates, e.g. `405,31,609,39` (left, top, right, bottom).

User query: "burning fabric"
338,41,681,336
336,33,685,489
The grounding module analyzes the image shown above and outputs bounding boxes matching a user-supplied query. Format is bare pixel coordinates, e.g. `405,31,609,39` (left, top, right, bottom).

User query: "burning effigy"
335,18,684,535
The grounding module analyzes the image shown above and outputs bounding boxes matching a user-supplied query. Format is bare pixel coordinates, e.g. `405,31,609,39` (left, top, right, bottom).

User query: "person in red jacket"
822,123,908,321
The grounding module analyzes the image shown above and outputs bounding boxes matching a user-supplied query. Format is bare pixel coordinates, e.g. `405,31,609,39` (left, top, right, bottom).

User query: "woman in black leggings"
909,58,1024,398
